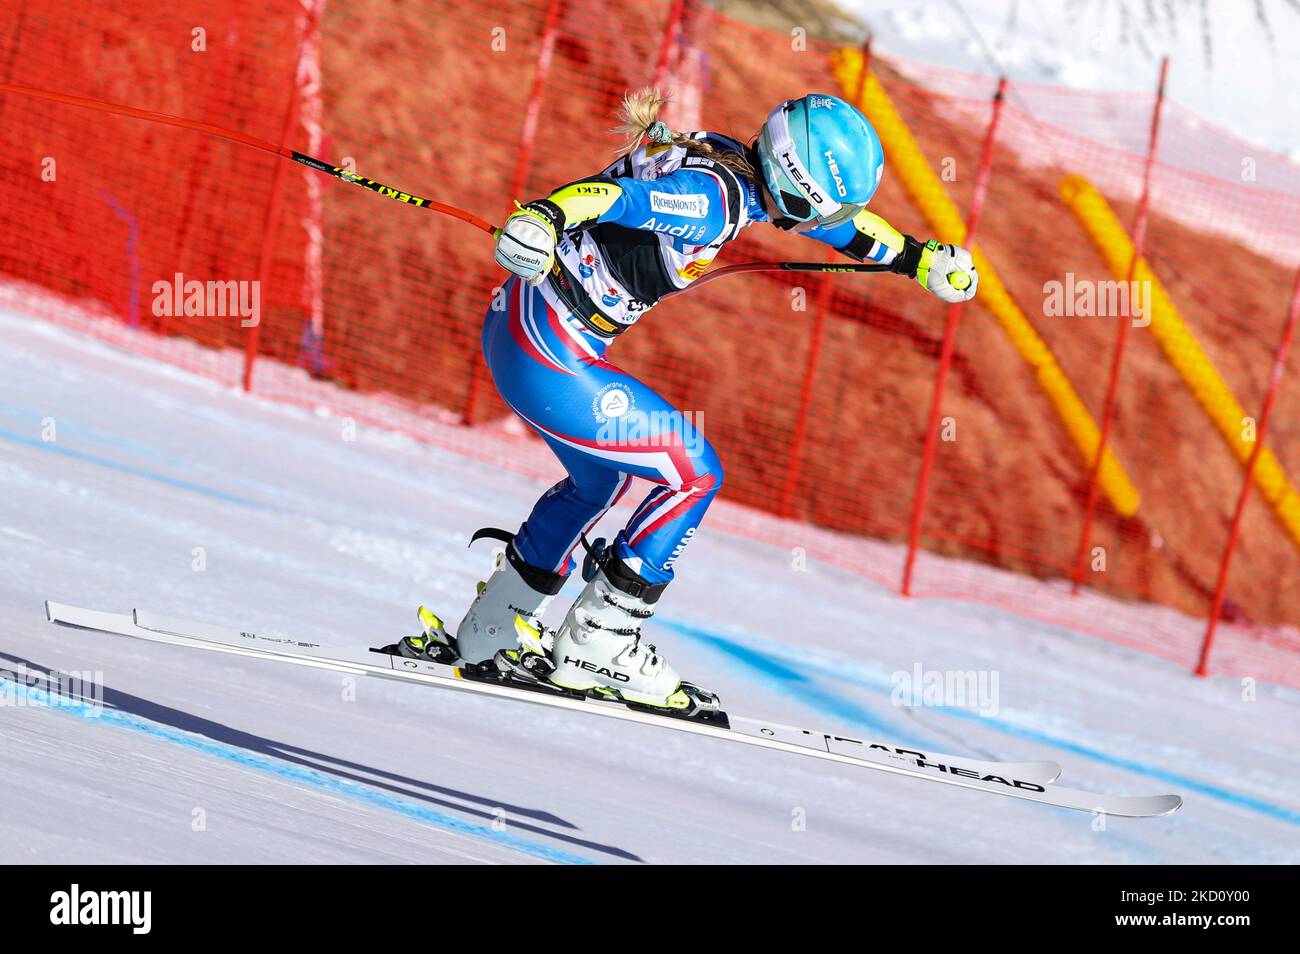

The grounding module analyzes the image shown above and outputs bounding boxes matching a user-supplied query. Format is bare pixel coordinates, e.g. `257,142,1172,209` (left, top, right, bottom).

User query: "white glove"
494,203,559,287
919,241,978,303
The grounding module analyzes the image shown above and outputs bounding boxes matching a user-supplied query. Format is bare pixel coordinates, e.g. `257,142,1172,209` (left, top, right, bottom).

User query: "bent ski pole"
686,259,891,292
0,81,497,235
0,81,896,290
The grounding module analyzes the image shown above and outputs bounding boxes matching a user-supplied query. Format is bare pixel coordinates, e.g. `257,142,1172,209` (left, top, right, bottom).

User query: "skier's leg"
449,277,634,663
533,376,724,708
511,449,634,576
455,451,631,663
609,431,723,585
468,278,722,708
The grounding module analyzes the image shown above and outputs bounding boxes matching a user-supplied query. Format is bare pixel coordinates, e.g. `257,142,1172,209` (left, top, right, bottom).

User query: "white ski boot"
396,529,565,664
500,542,720,715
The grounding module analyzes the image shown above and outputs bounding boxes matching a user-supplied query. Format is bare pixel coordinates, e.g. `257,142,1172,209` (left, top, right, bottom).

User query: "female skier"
397,89,978,715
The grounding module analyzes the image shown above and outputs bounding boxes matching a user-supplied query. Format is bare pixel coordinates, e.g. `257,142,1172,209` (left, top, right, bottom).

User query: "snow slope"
1,304,1297,864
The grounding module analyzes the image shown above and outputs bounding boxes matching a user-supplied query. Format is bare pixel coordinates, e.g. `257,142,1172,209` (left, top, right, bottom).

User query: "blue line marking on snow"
0,400,185,465
664,618,1300,826
0,427,275,510
657,617,925,747
0,674,593,864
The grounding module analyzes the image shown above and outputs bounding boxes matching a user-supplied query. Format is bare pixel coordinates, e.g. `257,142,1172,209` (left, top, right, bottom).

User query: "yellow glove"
916,240,978,302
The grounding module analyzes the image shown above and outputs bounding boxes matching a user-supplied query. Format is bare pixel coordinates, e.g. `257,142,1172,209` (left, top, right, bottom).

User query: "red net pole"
652,0,687,90
779,256,834,518
1070,56,1169,590
1197,267,1300,675
504,0,564,217
241,8,319,393
852,34,873,106
900,76,1007,596
463,0,566,426
777,34,872,520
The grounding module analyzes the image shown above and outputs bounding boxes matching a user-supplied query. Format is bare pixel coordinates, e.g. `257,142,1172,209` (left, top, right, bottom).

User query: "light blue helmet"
755,93,884,230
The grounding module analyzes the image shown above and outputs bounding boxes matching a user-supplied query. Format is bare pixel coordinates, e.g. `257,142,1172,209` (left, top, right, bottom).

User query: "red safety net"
1,0,1298,685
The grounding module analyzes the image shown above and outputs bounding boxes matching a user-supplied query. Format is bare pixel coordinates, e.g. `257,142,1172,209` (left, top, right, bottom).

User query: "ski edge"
125,604,1062,785
43,601,1183,818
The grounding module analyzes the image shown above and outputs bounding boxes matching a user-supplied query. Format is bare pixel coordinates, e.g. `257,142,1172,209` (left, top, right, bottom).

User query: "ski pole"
686,259,891,291
0,81,497,234
0,81,896,290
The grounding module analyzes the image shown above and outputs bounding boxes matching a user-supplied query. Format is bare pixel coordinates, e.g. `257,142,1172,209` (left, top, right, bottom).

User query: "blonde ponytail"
615,88,672,152
613,86,756,179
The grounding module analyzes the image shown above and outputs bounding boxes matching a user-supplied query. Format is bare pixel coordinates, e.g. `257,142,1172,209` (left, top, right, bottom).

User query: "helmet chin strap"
755,161,852,233
753,171,808,231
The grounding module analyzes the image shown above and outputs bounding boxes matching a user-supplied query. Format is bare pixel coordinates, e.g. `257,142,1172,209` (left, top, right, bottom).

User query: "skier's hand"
494,200,562,287
918,241,978,303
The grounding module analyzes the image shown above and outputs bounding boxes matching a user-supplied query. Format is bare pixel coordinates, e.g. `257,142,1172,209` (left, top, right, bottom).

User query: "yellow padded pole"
1059,174,1300,549
830,48,1140,517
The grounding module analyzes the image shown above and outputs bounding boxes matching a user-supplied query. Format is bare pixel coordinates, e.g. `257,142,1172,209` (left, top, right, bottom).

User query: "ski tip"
1157,794,1184,816
1024,760,1063,784
43,599,53,622
1102,793,1184,818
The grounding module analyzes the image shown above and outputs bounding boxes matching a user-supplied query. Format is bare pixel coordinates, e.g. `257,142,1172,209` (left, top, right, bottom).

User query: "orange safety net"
1,0,1297,685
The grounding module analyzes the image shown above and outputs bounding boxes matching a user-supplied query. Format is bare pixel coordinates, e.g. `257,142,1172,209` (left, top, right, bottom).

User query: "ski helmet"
755,94,884,230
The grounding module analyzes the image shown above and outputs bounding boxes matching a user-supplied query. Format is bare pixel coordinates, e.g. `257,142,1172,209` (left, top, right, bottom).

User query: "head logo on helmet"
755,93,885,231
824,151,847,197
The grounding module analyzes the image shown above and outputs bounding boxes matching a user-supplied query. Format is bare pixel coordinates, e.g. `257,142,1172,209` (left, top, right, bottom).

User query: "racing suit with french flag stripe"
483,133,905,586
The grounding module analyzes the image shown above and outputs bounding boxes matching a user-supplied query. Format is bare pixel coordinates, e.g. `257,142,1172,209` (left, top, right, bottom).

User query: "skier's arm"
495,169,731,284
494,178,621,286
803,209,979,303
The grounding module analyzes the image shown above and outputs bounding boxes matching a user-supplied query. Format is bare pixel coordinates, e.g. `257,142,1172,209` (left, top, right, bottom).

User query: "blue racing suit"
483,133,918,586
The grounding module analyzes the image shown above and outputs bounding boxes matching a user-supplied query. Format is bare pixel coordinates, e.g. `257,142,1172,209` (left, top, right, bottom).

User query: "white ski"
44,601,1182,817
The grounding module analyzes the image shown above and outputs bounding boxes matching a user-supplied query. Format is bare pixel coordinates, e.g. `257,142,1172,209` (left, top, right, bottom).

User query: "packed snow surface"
1,305,1297,863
